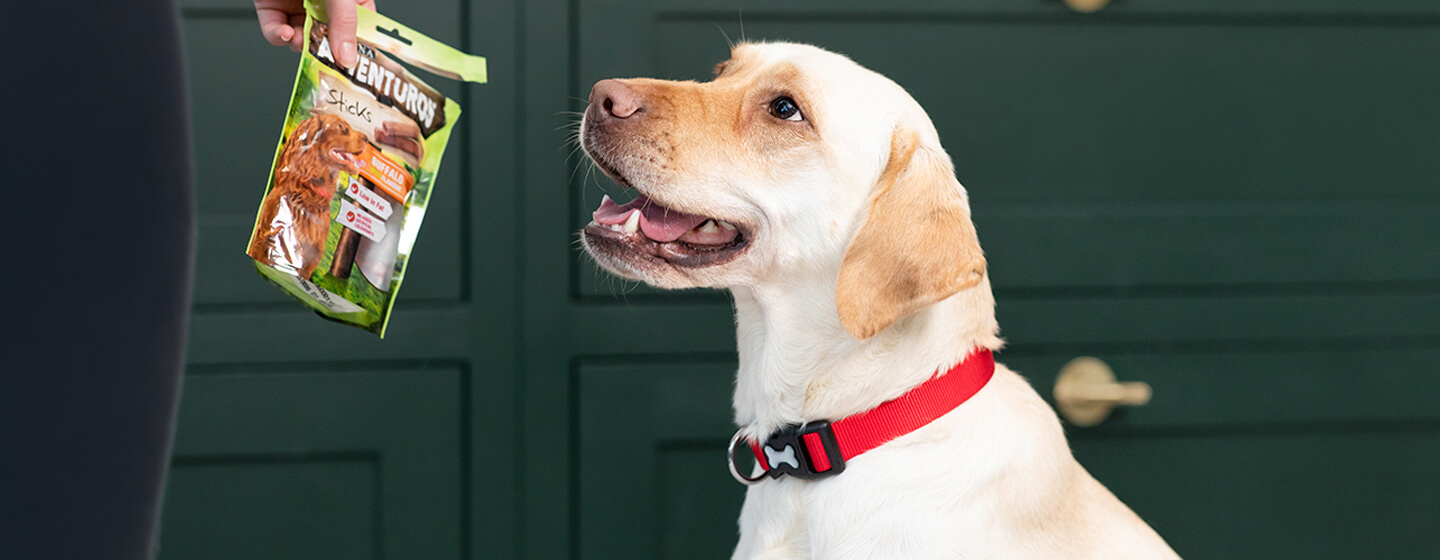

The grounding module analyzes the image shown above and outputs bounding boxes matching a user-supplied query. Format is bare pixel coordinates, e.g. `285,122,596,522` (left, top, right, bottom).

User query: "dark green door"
163,0,1439,558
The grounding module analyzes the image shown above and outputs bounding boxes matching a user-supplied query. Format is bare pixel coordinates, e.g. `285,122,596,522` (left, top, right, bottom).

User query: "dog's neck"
730,274,1003,439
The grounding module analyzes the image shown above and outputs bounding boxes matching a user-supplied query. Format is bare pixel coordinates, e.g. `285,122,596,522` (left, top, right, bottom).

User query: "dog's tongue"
592,194,710,242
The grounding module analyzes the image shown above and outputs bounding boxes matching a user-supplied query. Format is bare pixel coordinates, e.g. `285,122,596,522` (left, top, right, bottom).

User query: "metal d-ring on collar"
727,422,847,485
727,430,766,485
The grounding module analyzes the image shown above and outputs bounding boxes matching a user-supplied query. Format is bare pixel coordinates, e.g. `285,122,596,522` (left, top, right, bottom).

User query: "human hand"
255,0,378,68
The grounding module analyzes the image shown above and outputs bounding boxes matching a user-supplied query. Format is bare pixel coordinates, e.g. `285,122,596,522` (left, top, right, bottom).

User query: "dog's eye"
768,97,803,122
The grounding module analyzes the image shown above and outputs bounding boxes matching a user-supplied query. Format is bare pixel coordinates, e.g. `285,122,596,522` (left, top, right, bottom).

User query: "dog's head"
580,42,986,340
277,114,370,199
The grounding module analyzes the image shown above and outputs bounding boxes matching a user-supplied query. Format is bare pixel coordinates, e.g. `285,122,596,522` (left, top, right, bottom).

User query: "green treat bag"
246,2,485,337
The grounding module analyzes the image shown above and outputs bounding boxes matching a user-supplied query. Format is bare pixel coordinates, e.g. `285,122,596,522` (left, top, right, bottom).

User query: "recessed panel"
183,18,301,217
163,368,463,559
1074,431,1440,560
658,445,746,560
160,459,376,560
578,359,741,560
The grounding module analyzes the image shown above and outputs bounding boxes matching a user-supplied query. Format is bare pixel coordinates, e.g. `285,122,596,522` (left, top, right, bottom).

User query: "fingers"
325,0,359,68
287,13,306,50
256,8,294,47
256,1,376,66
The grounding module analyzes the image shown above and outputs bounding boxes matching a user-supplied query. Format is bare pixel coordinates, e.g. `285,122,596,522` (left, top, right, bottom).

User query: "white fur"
581,42,1180,560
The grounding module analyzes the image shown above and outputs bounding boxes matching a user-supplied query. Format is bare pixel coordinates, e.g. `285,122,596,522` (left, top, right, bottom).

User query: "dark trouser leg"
1,1,195,558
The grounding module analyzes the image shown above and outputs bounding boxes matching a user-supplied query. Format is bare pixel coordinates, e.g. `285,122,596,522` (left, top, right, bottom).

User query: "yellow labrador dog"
580,42,1180,560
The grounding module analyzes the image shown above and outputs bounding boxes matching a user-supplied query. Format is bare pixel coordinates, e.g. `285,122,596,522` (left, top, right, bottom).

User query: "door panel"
160,369,463,559
578,359,743,560
161,460,377,560
1074,433,1440,559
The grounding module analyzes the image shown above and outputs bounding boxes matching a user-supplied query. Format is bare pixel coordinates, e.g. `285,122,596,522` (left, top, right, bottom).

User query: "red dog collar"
728,349,995,484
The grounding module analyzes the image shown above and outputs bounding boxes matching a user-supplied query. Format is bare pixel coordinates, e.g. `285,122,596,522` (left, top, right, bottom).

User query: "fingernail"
340,41,356,68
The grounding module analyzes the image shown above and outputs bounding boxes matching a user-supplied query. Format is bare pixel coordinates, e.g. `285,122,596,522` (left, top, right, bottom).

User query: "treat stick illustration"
375,120,425,163
330,228,363,278
332,180,393,282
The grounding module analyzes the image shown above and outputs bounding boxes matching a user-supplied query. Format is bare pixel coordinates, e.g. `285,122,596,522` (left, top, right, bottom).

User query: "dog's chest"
735,418,1024,559
274,189,333,245
737,460,1014,560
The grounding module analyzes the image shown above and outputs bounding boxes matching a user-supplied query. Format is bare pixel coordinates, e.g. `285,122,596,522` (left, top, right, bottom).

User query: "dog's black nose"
590,79,642,119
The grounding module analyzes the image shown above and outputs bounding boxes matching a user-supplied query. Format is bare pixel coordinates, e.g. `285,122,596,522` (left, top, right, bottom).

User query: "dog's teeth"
717,220,736,231
698,220,720,234
609,224,623,232
601,194,612,205
623,209,641,233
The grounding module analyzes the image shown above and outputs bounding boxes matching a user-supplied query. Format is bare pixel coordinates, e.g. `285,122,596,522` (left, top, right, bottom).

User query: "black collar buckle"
728,421,848,485
759,421,846,480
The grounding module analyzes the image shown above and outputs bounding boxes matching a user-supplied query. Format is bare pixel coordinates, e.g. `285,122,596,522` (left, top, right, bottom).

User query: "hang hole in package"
246,2,485,337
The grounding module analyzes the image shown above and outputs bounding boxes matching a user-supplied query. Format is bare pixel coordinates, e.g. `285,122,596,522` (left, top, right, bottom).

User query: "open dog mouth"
330,147,365,168
584,193,750,268
308,147,367,199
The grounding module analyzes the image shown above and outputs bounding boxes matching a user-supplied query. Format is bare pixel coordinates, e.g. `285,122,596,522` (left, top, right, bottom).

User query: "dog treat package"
246,2,485,336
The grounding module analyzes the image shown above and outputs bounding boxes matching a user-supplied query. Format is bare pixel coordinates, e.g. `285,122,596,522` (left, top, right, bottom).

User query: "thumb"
326,0,360,68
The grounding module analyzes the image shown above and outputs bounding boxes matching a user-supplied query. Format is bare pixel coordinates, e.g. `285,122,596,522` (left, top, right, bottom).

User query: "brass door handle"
1062,0,1111,13
1052,357,1151,427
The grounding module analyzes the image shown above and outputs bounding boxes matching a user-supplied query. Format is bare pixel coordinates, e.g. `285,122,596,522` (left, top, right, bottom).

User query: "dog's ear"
281,116,326,162
835,129,987,340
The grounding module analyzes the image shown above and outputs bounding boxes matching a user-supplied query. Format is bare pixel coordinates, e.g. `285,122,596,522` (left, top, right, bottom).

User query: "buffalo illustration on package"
246,2,485,336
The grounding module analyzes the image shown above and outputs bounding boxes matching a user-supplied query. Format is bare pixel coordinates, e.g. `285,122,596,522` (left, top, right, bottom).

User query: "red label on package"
336,199,388,242
345,177,394,219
